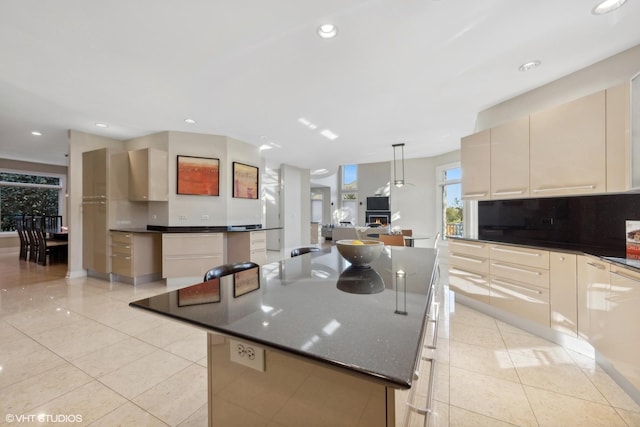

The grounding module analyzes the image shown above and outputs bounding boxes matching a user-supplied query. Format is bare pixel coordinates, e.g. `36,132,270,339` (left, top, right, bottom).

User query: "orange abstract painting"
177,155,220,196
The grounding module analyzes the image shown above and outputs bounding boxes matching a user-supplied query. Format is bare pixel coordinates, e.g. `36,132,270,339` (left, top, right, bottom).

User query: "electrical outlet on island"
229,339,265,372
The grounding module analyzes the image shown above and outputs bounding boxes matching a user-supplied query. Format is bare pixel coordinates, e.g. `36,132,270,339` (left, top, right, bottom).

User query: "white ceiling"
1,0,639,175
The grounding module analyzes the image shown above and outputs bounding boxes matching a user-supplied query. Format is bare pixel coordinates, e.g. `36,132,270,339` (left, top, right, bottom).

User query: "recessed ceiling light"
317,24,338,39
320,129,339,141
518,60,541,72
31,131,42,136
311,168,329,175
184,118,196,124
95,123,108,128
259,144,273,151
592,0,627,15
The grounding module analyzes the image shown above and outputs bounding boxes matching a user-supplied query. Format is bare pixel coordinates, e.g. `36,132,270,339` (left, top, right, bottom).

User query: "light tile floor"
0,250,639,426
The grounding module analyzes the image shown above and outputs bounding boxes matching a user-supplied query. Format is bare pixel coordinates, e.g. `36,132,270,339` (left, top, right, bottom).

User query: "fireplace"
366,210,391,226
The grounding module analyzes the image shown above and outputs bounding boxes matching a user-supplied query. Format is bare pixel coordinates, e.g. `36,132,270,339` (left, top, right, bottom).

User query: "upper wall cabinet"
490,116,530,199
461,129,491,200
530,90,606,197
605,82,631,192
128,148,168,202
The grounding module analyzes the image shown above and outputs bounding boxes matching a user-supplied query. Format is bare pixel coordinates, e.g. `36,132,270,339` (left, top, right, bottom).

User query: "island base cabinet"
206,333,413,427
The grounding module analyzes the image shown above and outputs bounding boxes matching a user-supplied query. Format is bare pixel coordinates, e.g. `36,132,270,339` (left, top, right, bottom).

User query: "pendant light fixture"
392,143,405,187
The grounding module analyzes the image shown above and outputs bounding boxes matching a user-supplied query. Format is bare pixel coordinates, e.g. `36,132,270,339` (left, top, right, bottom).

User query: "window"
436,164,470,239
0,171,65,232
338,165,358,224
311,192,323,223
342,164,357,190
340,192,357,224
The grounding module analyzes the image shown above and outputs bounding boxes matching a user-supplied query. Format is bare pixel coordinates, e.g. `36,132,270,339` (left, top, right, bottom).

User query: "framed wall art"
177,155,220,196
232,162,259,199
233,267,260,297
178,279,221,306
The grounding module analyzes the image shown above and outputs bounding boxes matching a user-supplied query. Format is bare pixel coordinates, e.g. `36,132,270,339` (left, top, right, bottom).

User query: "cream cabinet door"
549,252,577,337
461,129,491,200
605,82,631,193
490,116,530,199
530,91,606,196
576,256,610,342
129,148,168,201
607,266,640,391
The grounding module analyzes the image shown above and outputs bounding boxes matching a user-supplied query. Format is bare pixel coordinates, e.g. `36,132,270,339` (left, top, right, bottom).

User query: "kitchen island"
130,246,439,426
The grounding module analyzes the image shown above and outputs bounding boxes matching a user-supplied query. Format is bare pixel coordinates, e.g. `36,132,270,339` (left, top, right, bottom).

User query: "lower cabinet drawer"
449,267,490,305
490,277,550,327
490,260,549,288
163,255,223,278
111,254,133,277
449,252,489,274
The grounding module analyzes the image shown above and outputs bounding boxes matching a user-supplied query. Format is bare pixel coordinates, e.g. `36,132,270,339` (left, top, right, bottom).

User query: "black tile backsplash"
478,194,640,257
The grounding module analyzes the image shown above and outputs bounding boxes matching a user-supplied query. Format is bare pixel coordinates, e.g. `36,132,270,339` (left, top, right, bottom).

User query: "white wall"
311,173,339,223
166,132,228,227
281,164,311,251
226,137,262,226
477,44,640,130
389,151,460,247
357,161,391,225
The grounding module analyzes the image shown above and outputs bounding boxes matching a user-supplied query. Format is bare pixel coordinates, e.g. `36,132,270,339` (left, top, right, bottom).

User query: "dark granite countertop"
130,246,438,389
146,224,281,233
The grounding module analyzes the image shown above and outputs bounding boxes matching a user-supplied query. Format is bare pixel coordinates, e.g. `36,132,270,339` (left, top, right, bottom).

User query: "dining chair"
401,229,413,237
14,215,29,261
24,216,40,263
204,261,260,282
379,234,405,247
290,247,321,258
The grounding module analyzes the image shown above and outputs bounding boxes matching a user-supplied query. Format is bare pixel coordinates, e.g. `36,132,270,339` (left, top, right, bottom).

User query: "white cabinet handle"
492,262,542,276
452,242,485,249
406,357,436,418
586,262,606,270
492,278,543,294
449,268,485,279
492,189,525,196
491,247,540,257
463,192,487,198
533,184,595,193
451,254,484,263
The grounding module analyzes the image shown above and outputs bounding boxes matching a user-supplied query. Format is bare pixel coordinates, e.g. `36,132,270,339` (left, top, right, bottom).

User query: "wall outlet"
201,215,210,221
229,339,265,372
178,215,187,220
151,214,157,220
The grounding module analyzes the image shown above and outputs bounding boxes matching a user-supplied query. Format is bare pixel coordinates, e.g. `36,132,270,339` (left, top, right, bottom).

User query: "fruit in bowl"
335,239,384,267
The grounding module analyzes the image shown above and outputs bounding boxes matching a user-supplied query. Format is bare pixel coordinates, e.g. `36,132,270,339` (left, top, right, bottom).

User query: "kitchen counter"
146,224,281,233
131,246,439,426
449,235,640,273
130,246,438,388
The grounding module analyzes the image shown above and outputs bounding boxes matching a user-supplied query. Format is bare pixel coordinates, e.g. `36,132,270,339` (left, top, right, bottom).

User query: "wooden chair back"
379,234,405,247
